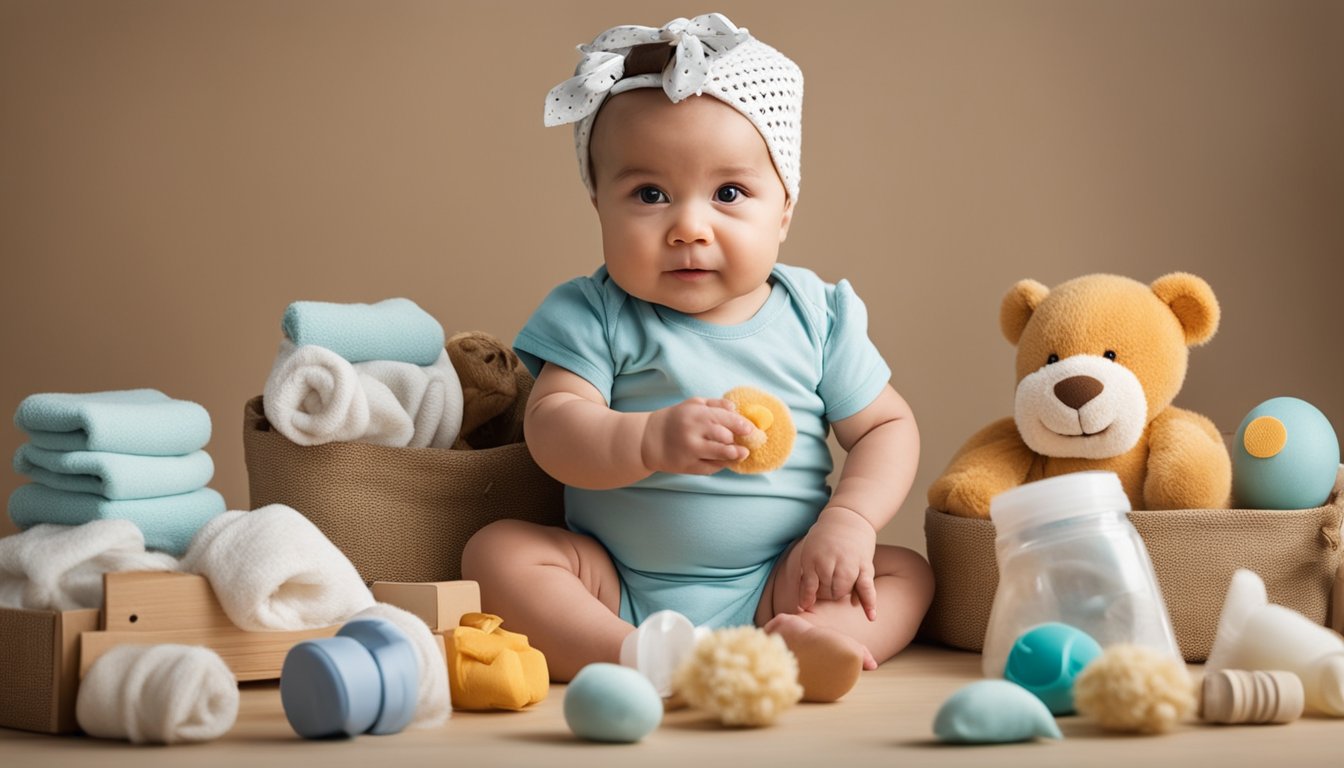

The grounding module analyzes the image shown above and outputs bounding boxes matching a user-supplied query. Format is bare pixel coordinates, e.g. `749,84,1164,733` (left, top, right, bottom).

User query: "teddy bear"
928,272,1232,518
445,331,531,450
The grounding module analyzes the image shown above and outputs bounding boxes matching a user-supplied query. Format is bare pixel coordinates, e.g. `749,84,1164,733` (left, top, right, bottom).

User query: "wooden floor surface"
3,644,1343,767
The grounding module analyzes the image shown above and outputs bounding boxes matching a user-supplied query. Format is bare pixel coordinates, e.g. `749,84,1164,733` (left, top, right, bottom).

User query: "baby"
462,13,933,702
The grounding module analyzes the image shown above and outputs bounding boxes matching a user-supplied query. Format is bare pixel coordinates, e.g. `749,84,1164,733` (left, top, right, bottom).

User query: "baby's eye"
715,185,743,203
637,186,667,204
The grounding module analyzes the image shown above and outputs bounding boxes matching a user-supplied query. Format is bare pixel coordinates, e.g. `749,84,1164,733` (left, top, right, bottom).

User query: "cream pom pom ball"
1074,644,1195,734
672,626,803,727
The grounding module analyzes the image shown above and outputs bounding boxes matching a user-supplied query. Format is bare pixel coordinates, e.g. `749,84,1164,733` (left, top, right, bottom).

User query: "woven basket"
242,370,564,585
922,467,1344,661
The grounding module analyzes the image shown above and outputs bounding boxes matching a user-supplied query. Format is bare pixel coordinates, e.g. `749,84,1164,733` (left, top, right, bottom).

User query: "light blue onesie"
514,263,891,628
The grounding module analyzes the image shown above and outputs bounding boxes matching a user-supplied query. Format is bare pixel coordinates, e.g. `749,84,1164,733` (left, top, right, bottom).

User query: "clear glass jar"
981,471,1180,677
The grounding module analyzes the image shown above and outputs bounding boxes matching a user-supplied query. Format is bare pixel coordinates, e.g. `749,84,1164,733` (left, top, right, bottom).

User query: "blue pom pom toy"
1233,397,1339,510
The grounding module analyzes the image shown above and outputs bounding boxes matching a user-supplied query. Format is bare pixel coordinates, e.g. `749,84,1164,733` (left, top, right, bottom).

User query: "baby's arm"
525,363,757,489
796,384,919,620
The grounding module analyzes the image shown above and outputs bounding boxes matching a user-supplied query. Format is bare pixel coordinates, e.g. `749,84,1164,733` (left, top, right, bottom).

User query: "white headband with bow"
543,13,750,128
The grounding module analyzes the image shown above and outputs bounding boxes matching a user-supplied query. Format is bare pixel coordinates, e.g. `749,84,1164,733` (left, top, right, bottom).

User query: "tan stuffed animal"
928,273,1232,518
446,331,529,450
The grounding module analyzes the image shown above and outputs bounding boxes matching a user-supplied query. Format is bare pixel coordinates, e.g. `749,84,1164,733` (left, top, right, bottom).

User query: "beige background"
1,0,1340,552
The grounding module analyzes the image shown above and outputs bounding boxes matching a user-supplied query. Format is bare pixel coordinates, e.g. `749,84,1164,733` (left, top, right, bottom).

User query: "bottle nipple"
1200,669,1303,724
1309,653,1344,716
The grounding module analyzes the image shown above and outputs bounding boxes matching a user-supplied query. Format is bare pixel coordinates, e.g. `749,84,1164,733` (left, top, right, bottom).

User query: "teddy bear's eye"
1046,354,1059,365
1104,350,1117,361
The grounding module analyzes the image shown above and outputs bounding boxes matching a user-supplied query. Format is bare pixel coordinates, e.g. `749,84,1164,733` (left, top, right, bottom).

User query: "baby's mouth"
669,268,713,281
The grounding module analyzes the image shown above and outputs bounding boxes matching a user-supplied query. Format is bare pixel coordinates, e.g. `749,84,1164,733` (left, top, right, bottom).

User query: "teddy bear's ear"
1150,272,1220,346
1000,279,1050,345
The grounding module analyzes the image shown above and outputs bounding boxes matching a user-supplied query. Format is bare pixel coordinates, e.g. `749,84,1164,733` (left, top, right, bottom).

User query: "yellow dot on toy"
722,387,795,474
1243,416,1287,458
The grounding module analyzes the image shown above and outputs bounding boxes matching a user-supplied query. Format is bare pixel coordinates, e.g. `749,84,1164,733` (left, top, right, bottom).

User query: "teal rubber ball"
1233,397,1339,510
1004,622,1103,715
564,663,662,743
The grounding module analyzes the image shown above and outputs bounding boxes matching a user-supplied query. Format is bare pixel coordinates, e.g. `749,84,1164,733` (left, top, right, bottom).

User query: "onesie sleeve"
513,277,617,402
817,279,892,422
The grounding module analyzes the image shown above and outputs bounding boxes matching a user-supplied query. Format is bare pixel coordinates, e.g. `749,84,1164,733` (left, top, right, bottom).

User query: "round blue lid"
337,618,420,735
281,636,382,739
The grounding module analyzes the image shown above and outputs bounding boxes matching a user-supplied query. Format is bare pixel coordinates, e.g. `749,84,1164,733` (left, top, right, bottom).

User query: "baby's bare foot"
763,613,868,702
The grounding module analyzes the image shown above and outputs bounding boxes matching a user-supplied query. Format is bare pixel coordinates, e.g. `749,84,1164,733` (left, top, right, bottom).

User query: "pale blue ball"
564,663,662,743
1233,397,1340,510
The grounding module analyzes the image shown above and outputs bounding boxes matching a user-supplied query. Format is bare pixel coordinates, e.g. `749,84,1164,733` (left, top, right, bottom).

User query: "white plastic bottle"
982,471,1181,677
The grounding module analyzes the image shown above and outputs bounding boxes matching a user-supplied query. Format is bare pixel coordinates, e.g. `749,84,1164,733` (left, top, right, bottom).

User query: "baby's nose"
667,203,714,246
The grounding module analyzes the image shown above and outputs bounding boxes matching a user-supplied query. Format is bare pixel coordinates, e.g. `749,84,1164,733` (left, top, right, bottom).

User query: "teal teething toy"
1004,622,1103,715
564,663,662,743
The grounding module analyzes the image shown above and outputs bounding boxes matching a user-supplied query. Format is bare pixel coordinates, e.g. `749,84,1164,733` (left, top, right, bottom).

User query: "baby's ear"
1151,272,1219,346
1000,279,1049,345
778,199,795,243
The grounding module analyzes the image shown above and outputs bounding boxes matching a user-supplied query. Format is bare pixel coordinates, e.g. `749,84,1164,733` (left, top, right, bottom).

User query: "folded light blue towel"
281,298,445,365
7,484,226,556
14,389,212,456
13,444,215,500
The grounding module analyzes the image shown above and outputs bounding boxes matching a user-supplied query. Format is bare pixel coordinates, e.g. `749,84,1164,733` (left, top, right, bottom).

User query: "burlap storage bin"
243,373,564,584
0,607,99,733
922,467,1344,662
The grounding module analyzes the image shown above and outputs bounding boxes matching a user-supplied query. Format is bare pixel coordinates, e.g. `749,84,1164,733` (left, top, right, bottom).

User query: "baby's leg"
461,519,629,681
757,544,934,701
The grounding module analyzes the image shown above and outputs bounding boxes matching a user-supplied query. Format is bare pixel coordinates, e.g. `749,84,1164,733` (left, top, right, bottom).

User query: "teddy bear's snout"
1054,376,1104,410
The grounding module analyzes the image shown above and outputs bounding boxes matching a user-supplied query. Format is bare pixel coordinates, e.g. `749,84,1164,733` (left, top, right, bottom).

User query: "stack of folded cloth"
263,297,464,449
9,389,226,556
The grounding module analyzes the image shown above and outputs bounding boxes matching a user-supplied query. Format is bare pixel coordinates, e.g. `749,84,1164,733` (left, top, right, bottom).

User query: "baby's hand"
641,398,756,475
797,507,879,620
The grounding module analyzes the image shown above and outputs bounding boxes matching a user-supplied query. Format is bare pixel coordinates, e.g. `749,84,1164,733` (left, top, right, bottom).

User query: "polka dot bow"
543,13,751,127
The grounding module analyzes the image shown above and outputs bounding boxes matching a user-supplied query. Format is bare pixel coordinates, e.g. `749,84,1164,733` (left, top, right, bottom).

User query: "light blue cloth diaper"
15,389,211,456
13,444,215,500
7,484,226,556
281,298,444,365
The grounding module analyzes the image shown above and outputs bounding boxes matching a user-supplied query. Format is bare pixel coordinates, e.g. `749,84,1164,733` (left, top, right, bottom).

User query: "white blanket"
77,644,238,744
181,504,374,631
355,603,452,728
263,340,463,448
0,521,180,611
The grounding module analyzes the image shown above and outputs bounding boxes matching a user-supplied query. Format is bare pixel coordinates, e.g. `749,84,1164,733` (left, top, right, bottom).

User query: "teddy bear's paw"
930,470,998,518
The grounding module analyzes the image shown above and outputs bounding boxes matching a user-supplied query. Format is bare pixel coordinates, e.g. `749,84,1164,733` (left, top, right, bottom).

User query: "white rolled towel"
182,505,374,631
76,644,239,744
263,340,463,449
354,603,452,728
0,520,180,611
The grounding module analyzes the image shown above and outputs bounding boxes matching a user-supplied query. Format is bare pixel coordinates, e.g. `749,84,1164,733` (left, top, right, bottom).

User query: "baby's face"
589,90,794,324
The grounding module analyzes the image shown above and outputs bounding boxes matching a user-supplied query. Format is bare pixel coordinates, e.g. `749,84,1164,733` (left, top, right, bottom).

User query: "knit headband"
543,12,803,202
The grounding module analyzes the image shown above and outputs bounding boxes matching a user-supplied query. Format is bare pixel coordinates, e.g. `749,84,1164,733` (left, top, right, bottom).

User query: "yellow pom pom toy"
1073,644,1195,734
672,626,803,727
723,387,795,474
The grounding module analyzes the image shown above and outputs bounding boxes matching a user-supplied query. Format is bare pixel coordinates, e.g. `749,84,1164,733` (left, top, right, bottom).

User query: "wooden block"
371,580,481,632
79,571,337,681
0,607,99,733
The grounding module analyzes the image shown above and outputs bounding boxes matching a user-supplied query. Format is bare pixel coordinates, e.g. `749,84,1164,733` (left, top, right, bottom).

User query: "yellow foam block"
443,612,548,711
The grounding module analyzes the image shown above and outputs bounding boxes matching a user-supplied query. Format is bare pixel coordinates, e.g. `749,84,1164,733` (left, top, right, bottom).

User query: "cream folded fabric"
77,644,238,744
181,504,373,631
354,602,452,728
263,340,463,448
0,520,180,611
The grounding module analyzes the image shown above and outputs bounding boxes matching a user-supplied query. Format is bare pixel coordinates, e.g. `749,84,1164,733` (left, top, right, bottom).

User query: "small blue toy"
1004,622,1103,715
280,617,420,739
933,679,1062,743
1233,397,1339,510
564,663,662,743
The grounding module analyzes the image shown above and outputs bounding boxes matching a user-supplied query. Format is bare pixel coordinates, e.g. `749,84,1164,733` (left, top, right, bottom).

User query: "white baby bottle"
981,471,1181,677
